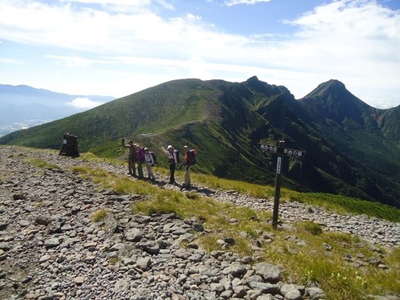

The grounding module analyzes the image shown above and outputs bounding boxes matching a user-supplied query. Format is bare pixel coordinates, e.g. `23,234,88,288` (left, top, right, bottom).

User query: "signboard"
260,143,305,158
276,157,282,174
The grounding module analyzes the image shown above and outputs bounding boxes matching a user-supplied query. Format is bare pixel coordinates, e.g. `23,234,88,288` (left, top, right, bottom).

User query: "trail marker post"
260,140,305,230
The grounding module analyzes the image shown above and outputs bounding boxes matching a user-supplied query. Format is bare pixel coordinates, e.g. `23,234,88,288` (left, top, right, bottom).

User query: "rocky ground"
0,146,399,300
22,146,399,248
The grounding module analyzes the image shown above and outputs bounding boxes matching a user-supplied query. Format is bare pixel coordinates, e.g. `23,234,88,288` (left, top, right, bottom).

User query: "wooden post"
272,140,285,230
260,140,305,230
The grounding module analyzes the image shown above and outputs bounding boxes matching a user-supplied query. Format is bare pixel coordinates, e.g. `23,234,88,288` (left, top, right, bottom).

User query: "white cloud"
0,58,22,64
62,0,150,4
47,55,111,67
225,0,272,6
61,0,174,10
67,97,104,109
0,0,399,107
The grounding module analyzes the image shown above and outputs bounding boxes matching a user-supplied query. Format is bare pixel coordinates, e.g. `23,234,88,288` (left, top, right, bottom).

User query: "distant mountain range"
1,77,399,208
0,84,113,136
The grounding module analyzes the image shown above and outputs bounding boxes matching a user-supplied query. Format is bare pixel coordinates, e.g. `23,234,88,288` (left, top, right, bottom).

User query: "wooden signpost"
260,140,305,229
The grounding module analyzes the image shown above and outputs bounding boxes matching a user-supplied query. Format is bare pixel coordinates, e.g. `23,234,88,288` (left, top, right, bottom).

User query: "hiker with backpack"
59,132,69,156
144,147,156,181
182,145,197,189
122,138,137,177
161,145,179,184
60,132,80,157
136,145,145,179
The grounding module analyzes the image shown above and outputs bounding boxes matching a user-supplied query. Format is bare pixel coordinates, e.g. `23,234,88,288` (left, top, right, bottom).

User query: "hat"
144,147,148,151
167,145,173,150
183,145,188,149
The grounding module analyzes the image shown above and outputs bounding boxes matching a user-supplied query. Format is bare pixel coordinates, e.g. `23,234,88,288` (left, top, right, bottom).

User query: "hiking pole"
272,140,285,230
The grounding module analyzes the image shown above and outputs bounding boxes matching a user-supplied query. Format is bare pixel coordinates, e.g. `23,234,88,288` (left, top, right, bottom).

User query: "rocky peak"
305,79,349,100
246,75,260,83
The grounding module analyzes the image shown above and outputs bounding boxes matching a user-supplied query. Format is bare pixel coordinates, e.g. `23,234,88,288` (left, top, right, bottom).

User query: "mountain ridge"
0,83,113,100
0,83,114,137
1,77,399,207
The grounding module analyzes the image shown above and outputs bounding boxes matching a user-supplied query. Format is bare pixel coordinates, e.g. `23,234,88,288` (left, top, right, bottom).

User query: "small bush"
302,221,323,235
186,192,200,200
90,209,108,222
108,256,119,265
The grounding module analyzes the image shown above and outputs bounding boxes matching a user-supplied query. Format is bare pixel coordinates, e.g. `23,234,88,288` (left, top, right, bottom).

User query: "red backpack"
186,149,197,166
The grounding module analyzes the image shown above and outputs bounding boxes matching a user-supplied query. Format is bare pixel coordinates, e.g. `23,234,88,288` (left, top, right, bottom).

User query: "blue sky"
0,0,399,109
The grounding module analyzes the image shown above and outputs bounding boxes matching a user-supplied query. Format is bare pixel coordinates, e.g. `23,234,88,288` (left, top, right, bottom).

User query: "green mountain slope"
1,77,399,207
379,105,400,142
300,80,400,207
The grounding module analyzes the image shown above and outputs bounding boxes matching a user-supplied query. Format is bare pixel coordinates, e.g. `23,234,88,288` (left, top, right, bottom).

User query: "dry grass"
90,209,108,222
26,158,60,170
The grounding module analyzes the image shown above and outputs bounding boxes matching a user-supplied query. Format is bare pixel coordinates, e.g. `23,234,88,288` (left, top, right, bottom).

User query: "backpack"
137,147,145,163
149,151,157,165
173,149,180,164
186,149,197,165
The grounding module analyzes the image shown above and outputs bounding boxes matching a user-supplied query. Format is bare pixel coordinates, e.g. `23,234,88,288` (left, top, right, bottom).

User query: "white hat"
167,145,173,150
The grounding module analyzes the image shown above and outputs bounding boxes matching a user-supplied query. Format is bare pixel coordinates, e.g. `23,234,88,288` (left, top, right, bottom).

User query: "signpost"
260,140,305,229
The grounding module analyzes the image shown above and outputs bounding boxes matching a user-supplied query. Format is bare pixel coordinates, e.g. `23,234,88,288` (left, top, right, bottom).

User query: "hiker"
68,134,80,158
122,138,137,176
136,145,145,178
182,145,196,189
59,132,79,157
59,132,69,155
144,147,156,181
161,145,179,184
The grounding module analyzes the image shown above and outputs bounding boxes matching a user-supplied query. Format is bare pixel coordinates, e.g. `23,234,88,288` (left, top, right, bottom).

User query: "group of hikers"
58,132,197,188
121,138,197,189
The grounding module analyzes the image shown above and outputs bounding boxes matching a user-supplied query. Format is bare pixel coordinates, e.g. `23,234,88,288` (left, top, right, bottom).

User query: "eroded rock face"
0,146,398,299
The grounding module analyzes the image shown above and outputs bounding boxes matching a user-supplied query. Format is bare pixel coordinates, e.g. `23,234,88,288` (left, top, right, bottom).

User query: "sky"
0,0,399,109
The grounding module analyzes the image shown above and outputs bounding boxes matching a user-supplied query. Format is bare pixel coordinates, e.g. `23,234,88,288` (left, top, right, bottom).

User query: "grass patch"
90,209,108,222
81,152,125,166
26,158,60,170
300,221,323,235
154,166,277,199
290,192,400,222
264,223,400,300
108,256,119,265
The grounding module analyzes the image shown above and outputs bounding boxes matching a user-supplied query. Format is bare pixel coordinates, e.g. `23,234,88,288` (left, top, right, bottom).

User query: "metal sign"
260,144,277,153
276,157,282,174
259,140,305,230
261,143,305,158
284,148,305,158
